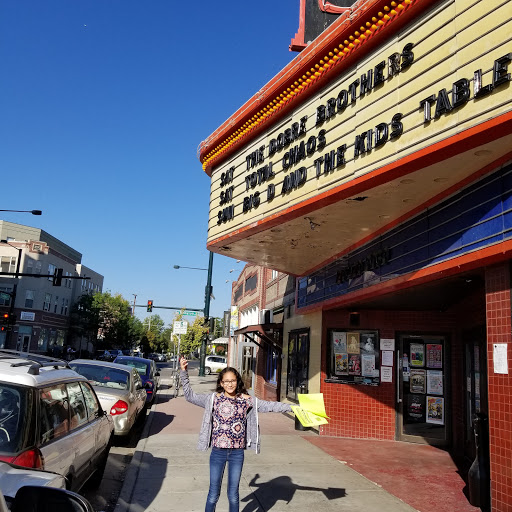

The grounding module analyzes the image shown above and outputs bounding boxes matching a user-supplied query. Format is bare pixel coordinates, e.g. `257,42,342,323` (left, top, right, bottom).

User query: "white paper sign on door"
493,344,508,374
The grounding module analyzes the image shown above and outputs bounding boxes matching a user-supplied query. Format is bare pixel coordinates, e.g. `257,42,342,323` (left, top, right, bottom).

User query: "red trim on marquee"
200,0,437,173
290,0,307,51
318,0,351,14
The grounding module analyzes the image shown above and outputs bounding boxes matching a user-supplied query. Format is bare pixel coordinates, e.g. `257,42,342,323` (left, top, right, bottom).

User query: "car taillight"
0,448,44,469
110,400,129,416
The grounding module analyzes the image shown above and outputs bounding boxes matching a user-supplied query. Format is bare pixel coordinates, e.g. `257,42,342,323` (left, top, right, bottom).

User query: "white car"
204,356,227,375
0,350,114,493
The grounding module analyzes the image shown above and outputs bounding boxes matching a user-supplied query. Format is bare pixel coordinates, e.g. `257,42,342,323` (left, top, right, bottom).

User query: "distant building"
0,221,103,355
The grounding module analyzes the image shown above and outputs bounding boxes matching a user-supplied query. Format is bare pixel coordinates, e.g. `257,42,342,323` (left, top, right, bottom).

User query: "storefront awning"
234,323,283,353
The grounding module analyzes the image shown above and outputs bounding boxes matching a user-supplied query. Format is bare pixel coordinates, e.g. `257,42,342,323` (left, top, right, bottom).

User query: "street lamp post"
0,210,42,215
173,253,214,376
0,240,22,349
200,251,214,377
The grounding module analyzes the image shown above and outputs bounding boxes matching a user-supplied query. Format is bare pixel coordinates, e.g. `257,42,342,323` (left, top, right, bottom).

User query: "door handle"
397,350,402,403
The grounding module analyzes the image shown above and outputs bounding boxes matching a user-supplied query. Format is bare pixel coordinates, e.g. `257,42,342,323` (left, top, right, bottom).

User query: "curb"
113,392,160,512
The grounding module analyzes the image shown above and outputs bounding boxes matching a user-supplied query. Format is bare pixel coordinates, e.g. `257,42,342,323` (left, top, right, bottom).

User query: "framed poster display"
426,370,443,395
410,369,426,393
327,329,380,385
426,396,444,425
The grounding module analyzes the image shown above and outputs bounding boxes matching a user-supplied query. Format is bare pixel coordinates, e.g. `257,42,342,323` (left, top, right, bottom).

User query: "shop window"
245,274,257,292
47,263,56,282
35,261,42,274
0,287,12,307
43,293,52,312
0,256,16,274
266,349,279,385
25,258,33,274
326,329,380,386
25,290,35,309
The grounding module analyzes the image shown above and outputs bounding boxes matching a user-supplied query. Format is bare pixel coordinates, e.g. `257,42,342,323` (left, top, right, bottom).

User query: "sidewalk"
113,371,479,512
113,371,417,512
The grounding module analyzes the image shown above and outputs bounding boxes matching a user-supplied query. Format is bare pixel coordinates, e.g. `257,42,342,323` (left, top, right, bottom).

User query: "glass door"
287,330,310,401
397,334,448,445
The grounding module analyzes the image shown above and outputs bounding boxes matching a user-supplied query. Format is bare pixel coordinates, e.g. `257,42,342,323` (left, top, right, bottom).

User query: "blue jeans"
205,447,245,512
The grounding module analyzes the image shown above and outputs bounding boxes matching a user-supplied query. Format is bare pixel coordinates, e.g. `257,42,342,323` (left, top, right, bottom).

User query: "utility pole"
132,294,137,316
199,251,214,377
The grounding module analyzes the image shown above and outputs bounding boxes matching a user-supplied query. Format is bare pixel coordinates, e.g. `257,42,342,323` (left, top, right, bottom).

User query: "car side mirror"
135,382,142,390
155,371,160,377
12,485,94,511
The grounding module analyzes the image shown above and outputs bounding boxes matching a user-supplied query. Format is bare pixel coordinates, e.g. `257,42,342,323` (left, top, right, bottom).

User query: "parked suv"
204,355,227,375
0,350,114,493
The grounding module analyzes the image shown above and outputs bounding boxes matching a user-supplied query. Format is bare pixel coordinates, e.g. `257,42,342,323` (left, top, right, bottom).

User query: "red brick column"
485,263,512,511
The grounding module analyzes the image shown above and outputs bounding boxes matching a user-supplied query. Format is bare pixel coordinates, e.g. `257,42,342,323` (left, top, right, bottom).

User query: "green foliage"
69,291,143,352
170,311,208,356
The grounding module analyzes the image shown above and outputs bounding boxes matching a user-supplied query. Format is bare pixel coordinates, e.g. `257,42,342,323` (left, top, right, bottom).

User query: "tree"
142,315,165,352
171,313,208,357
69,292,142,354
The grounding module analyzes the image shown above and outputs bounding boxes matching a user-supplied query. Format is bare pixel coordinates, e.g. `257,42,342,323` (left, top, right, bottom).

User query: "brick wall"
321,309,460,440
485,263,512,512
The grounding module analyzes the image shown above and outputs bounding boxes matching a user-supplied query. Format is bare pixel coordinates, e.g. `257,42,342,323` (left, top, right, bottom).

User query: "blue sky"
0,1,299,325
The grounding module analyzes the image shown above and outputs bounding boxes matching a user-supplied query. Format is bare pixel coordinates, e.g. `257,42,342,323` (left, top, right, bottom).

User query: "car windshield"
116,359,149,376
0,383,33,454
70,364,130,390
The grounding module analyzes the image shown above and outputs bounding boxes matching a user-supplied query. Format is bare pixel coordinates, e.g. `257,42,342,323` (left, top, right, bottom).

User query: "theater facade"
199,0,512,509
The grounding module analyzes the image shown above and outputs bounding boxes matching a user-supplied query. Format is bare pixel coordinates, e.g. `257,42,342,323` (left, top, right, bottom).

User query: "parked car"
7,485,95,511
0,349,114,493
0,460,65,507
113,356,160,404
69,360,147,437
147,353,166,363
204,355,227,375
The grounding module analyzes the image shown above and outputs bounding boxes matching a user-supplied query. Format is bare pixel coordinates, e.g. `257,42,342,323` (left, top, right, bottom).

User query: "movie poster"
410,343,425,367
361,354,376,377
335,353,348,375
332,332,347,353
347,333,360,354
426,370,443,395
407,394,424,422
410,369,426,393
426,344,442,368
360,333,376,355
348,354,361,375
426,396,444,425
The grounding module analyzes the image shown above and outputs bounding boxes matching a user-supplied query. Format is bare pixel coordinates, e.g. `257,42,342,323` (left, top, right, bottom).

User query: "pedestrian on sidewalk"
179,357,293,512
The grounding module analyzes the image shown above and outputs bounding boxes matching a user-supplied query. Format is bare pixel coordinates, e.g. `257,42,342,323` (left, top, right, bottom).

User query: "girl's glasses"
222,380,237,384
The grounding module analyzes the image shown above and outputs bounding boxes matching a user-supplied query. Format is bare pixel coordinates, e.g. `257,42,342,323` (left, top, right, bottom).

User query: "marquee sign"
205,0,512,275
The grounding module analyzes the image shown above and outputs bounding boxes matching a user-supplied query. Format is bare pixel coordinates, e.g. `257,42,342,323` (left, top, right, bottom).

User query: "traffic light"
147,300,153,312
52,268,63,287
1,313,8,326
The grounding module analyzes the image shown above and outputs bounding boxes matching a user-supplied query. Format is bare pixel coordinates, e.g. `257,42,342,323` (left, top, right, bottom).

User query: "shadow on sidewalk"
241,473,346,511
144,411,175,436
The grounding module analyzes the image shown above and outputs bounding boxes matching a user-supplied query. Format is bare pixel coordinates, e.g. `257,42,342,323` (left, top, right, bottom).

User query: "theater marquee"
204,0,512,275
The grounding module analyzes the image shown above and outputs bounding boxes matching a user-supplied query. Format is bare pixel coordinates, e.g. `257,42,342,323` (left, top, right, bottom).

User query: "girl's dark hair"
216,367,247,396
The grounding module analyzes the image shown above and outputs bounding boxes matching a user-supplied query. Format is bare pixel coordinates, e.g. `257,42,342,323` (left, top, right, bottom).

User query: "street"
81,360,194,512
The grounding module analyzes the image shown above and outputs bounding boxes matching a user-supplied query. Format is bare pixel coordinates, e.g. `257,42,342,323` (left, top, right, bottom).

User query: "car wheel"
89,434,113,488
204,367,211,375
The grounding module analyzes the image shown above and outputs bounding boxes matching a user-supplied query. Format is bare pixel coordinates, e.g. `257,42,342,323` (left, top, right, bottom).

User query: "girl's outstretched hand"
180,357,188,371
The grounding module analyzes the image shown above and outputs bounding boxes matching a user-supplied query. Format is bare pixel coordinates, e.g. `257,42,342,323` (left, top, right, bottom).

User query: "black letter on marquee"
267,184,275,201
493,54,512,87
374,122,389,147
419,95,436,123
374,61,386,87
452,78,470,108
337,90,348,112
316,105,326,125
473,70,493,98
434,89,452,118
390,113,403,139
401,43,414,70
